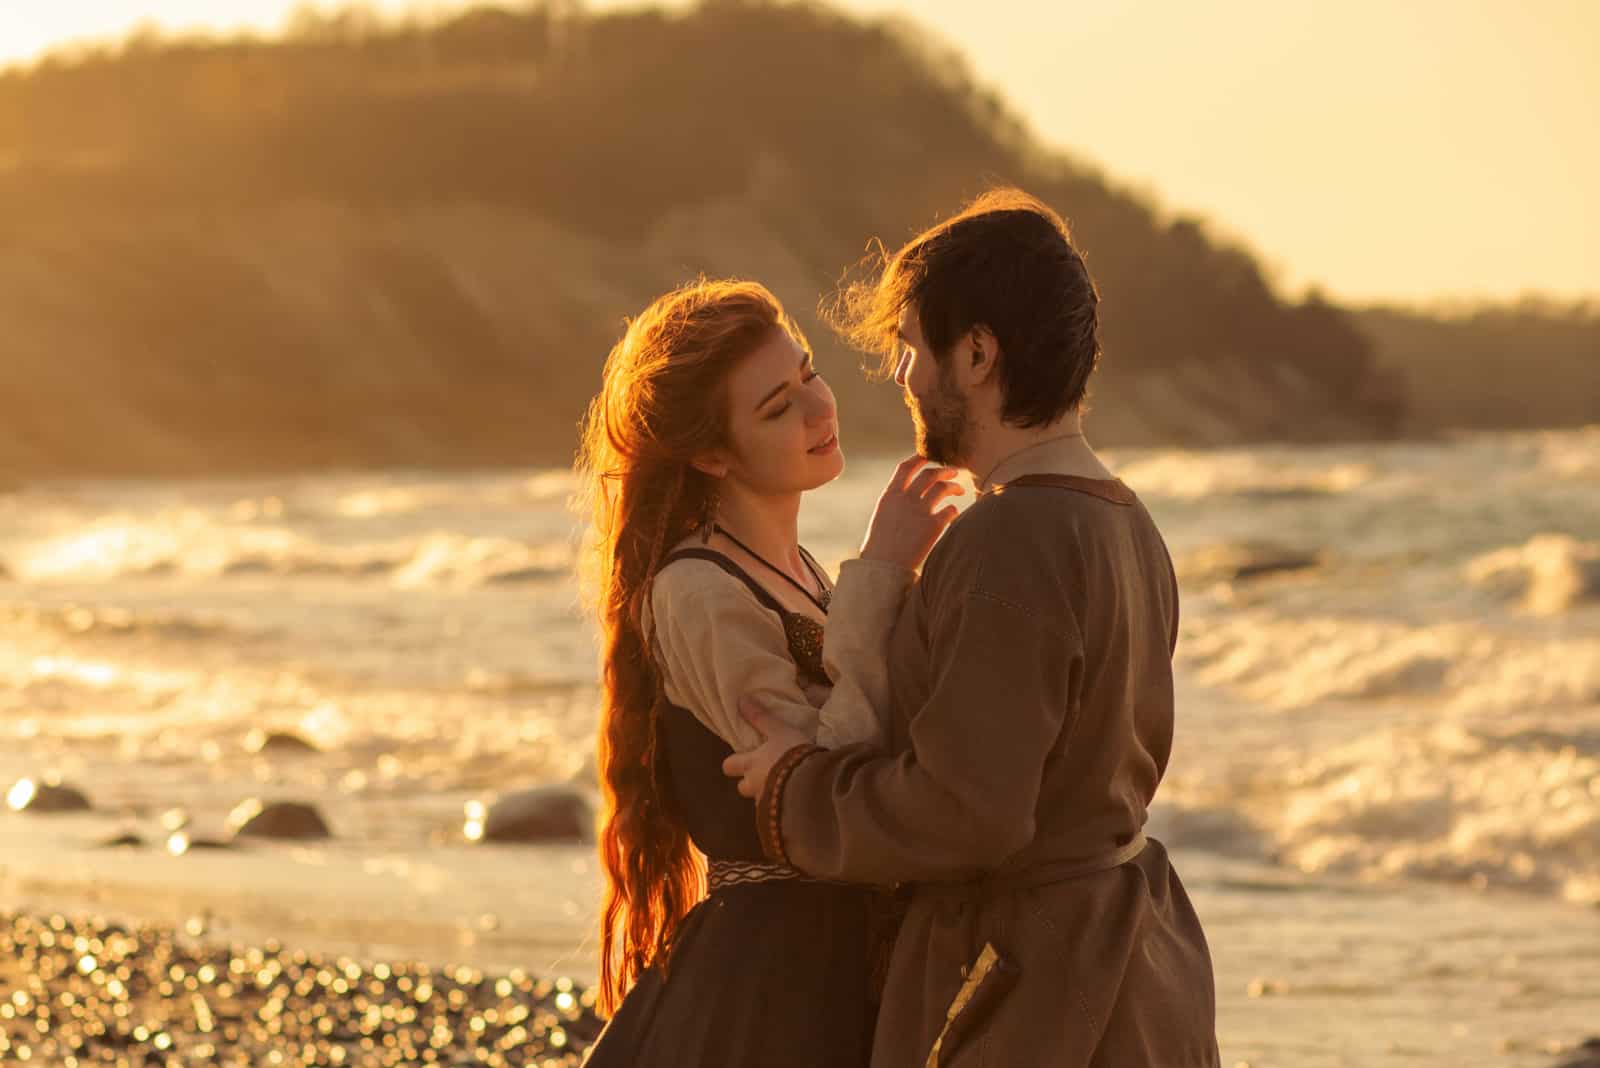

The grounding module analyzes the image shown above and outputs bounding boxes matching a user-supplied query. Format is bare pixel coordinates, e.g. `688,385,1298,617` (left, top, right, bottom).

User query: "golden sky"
3,0,1596,305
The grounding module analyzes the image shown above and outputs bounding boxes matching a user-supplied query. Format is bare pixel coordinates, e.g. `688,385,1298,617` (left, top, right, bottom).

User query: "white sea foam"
1114,450,1374,500
1263,720,1600,905
12,521,567,589
1466,534,1600,615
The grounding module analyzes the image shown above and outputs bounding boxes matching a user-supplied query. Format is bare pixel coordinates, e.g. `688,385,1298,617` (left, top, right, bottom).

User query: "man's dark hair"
827,188,1101,426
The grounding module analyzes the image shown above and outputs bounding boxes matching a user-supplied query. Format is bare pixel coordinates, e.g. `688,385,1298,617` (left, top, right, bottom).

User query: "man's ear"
690,451,730,480
967,324,1001,387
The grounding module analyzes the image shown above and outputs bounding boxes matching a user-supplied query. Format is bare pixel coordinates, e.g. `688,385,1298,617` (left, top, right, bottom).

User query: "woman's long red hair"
574,279,807,1016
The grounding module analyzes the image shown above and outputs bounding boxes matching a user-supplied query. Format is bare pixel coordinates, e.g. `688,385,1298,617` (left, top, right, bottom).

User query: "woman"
574,279,961,1066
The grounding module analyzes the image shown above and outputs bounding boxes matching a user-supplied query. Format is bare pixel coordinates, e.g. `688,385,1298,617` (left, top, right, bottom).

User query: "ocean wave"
1116,451,1373,501
328,473,576,520
1261,721,1600,905
1,602,250,643
1465,534,1600,615
390,534,570,588
13,522,569,588
1179,614,1460,707
1180,612,1599,713
1537,425,1600,480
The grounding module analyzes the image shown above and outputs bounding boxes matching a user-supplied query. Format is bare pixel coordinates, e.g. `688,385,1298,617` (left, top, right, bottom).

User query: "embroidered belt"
706,857,816,893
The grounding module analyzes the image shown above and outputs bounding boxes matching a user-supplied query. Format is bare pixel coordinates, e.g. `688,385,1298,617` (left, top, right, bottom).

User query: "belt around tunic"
923,832,1149,901
921,833,1150,956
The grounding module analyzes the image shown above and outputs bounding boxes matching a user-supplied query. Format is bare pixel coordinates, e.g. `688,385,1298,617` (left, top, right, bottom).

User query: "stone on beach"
1177,540,1324,584
1555,1038,1600,1068
6,776,91,813
244,728,321,754
226,798,332,840
465,786,593,843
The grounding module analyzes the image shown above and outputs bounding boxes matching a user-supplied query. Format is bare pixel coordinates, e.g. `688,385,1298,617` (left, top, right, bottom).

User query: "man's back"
888,474,1181,871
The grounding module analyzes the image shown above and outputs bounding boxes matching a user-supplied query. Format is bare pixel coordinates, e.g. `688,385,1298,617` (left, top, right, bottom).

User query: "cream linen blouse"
644,551,913,752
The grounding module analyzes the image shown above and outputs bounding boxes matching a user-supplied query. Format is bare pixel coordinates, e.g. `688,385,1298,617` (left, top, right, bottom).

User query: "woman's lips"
808,433,839,455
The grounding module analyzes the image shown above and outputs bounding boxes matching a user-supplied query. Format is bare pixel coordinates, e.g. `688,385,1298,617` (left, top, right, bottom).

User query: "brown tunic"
763,474,1220,1068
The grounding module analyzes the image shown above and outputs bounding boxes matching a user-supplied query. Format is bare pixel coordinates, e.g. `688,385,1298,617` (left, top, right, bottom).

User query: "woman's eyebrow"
753,352,811,411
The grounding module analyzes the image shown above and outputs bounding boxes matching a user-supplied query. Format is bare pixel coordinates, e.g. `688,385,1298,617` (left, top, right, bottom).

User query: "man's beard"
906,368,970,465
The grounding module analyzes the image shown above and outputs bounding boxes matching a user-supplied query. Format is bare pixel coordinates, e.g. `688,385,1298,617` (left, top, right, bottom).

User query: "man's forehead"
896,306,919,340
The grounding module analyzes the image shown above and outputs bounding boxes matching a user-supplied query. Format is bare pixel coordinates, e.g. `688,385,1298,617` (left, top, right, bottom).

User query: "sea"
1,427,1596,1066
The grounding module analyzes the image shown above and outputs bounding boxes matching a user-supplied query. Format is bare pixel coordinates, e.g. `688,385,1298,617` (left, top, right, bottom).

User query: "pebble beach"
0,908,602,1066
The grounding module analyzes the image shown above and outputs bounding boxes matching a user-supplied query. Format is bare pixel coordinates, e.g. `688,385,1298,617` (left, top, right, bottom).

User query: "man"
724,189,1220,1067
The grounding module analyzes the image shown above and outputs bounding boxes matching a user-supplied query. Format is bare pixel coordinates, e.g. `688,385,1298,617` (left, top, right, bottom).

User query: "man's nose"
893,352,911,387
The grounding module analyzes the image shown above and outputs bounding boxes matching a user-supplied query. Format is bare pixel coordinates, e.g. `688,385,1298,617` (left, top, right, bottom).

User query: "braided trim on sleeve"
757,743,824,865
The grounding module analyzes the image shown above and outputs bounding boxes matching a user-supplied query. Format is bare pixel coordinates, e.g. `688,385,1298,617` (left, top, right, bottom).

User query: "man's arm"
762,585,1081,885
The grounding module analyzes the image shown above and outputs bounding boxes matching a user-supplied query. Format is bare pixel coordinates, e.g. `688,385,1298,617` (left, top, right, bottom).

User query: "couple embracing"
575,189,1220,1067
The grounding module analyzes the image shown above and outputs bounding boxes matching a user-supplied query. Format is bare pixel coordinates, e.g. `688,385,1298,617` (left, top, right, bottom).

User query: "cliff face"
0,3,1411,477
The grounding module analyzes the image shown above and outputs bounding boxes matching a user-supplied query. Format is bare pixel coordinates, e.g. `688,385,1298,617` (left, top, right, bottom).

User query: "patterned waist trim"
706,858,815,893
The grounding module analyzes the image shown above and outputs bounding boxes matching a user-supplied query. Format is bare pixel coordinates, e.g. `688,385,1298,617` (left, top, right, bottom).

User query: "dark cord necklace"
712,523,831,613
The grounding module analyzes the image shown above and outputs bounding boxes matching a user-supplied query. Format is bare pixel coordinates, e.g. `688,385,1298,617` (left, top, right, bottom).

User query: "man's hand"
721,698,810,799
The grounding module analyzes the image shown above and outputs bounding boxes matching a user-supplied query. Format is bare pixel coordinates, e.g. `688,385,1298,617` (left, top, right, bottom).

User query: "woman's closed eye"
763,366,822,420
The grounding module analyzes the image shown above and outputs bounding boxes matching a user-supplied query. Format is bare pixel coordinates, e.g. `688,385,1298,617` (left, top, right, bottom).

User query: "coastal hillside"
1356,301,1598,432
0,1,1488,477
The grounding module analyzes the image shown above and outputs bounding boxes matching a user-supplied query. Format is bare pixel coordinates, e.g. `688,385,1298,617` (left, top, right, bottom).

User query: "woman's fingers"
907,465,958,497
892,455,927,489
721,752,748,777
921,479,966,504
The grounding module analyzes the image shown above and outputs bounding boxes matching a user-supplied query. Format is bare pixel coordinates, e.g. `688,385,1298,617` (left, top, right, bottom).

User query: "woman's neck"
710,484,805,576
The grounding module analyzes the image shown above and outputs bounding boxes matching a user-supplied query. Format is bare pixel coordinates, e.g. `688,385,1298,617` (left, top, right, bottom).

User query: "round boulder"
465,786,593,844
1555,1038,1600,1068
244,729,321,755
226,798,332,841
7,777,91,813
1177,541,1323,584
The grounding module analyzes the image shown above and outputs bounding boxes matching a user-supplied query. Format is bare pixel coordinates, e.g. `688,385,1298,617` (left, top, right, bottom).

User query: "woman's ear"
690,451,730,480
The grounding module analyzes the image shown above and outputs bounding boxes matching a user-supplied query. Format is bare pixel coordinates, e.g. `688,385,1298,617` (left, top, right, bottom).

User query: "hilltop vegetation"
1,1,1574,477
1356,300,1598,431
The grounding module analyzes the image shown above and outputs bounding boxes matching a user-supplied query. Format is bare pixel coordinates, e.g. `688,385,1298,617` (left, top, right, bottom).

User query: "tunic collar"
976,434,1127,500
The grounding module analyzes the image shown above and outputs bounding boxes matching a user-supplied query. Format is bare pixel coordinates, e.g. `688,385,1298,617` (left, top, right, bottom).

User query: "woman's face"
714,328,844,495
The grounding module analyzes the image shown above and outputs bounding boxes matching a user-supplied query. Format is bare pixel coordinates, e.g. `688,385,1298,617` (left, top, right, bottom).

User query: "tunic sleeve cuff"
757,743,824,865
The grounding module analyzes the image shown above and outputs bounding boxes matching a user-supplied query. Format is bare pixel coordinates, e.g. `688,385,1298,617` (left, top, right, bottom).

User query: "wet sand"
0,906,602,1066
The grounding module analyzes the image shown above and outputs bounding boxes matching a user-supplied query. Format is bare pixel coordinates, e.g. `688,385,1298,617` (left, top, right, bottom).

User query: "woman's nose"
804,386,836,424
893,351,911,387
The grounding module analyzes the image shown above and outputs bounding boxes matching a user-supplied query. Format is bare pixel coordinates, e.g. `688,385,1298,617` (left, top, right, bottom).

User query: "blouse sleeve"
816,557,914,749
647,558,908,753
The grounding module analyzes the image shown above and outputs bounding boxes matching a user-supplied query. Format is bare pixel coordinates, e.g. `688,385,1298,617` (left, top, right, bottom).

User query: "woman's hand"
722,699,810,799
858,456,966,571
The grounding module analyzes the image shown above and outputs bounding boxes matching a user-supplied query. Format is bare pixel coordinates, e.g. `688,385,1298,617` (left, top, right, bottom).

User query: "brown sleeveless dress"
581,548,876,1068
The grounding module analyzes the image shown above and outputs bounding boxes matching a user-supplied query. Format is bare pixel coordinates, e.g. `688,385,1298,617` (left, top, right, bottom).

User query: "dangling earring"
698,487,719,542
